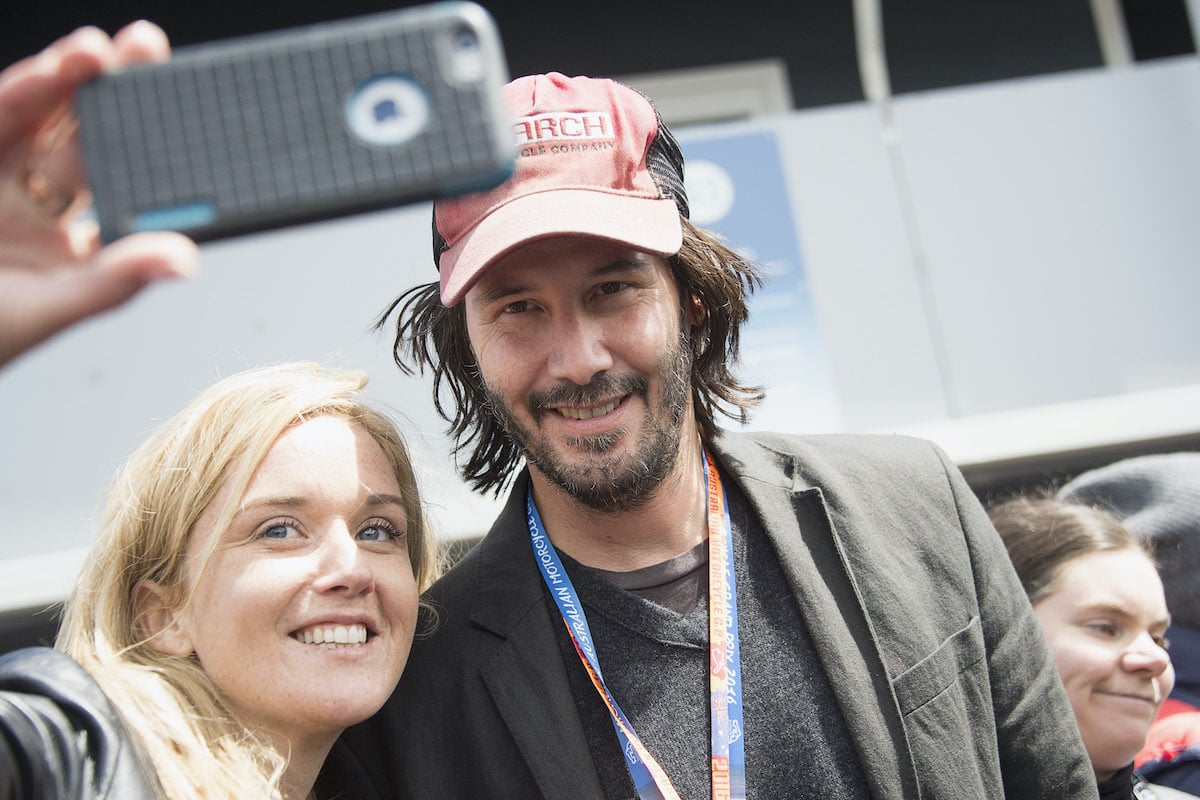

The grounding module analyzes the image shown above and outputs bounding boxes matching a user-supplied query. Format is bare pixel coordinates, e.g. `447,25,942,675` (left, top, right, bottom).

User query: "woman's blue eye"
358,521,402,542
254,519,301,540
358,526,386,541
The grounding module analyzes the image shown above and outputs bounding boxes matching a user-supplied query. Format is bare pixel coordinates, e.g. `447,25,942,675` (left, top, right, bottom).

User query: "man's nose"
545,312,614,386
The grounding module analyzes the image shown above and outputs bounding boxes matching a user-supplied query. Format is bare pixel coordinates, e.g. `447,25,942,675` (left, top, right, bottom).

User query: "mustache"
529,373,649,412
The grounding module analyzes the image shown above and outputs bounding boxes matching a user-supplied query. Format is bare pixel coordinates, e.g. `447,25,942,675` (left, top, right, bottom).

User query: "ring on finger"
24,167,82,218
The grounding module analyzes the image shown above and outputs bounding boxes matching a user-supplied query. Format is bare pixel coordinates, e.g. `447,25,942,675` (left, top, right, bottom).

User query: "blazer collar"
466,470,606,798
470,470,548,636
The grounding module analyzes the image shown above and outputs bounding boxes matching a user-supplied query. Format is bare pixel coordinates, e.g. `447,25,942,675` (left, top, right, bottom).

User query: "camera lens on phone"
446,25,485,83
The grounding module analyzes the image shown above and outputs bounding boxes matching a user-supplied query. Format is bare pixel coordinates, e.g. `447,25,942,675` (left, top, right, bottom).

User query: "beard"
481,329,693,513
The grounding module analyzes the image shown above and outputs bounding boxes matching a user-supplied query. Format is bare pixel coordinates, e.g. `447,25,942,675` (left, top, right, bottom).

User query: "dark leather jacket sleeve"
0,647,159,800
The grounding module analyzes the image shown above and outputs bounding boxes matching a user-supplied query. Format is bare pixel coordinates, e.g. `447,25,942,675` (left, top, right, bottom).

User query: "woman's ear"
133,579,194,656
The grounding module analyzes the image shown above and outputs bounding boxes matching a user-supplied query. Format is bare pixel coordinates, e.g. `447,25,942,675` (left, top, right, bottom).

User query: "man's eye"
597,281,627,295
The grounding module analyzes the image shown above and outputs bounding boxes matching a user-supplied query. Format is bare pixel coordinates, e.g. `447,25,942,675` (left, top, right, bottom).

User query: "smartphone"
75,2,514,243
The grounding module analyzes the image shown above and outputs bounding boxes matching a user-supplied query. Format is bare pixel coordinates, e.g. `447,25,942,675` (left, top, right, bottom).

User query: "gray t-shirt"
551,476,871,799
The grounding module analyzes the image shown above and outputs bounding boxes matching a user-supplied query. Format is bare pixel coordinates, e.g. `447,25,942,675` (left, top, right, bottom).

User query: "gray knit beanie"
1058,452,1200,628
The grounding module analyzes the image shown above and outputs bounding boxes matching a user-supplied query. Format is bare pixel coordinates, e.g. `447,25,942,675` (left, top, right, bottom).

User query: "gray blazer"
326,432,1098,799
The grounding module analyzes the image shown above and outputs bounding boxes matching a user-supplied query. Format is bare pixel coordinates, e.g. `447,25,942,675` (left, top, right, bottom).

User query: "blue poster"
679,129,842,433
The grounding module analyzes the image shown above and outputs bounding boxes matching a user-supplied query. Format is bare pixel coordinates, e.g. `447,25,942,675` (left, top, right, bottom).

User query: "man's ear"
687,293,706,328
133,579,194,656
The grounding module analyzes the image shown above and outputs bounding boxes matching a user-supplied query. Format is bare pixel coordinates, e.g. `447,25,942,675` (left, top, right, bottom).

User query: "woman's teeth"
293,623,367,647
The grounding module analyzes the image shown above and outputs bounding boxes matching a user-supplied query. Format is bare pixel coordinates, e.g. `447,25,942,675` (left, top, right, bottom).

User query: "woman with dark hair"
989,496,1195,800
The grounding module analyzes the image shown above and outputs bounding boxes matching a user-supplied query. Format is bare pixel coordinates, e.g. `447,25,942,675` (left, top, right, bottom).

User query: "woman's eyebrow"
360,493,408,509
236,496,307,514
1076,601,1171,628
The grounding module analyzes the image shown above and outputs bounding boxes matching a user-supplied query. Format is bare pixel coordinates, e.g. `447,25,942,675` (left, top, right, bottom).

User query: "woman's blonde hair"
56,362,437,799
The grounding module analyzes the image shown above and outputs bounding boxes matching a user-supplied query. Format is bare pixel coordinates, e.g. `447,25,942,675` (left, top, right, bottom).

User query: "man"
325,72,1097,799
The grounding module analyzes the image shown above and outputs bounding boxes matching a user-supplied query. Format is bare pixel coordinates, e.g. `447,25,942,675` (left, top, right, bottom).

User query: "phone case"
76,2,514,243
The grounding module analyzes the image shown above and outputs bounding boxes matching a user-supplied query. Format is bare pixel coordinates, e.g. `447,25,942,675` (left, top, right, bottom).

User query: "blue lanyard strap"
527,446,746,800
706,447,746,799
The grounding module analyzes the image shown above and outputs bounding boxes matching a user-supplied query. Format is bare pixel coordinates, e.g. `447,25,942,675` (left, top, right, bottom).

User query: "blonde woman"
1,362,438,798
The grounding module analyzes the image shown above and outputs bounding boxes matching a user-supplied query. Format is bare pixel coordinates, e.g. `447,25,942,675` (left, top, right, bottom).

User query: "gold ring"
24,168,80,218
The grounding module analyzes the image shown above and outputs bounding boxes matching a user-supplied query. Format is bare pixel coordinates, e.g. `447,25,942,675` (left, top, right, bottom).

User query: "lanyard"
526,447,746,800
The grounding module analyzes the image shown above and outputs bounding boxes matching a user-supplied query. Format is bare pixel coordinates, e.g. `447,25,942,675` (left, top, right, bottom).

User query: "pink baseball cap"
433,72,689,306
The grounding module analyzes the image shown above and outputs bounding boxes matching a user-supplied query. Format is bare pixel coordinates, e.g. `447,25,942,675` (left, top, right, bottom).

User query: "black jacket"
0,647,159,799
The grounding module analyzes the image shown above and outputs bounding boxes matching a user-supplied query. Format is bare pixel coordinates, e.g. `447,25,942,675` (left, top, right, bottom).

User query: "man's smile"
554,398,622,420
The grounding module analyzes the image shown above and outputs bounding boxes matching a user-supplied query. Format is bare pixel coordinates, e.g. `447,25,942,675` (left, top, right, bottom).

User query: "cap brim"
439,190,683,306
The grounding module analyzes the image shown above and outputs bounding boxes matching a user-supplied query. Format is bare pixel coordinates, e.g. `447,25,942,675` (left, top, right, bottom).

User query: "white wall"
2,55,1198,611
770,56,1200,430
895,58,1200,416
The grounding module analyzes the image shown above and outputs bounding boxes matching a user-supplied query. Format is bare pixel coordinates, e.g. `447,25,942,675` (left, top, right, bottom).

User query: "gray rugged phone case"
76,2,514,243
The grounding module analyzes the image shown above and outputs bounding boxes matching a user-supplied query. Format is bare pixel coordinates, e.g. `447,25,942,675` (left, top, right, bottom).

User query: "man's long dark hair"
376,217,765,496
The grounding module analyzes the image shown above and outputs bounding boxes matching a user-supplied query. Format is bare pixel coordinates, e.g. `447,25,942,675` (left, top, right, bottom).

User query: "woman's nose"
1121,632,1171,678
312,528,374,595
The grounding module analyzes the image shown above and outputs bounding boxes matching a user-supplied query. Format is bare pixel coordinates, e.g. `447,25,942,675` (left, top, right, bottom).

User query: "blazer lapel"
712,433,919,800
470,472,605,799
